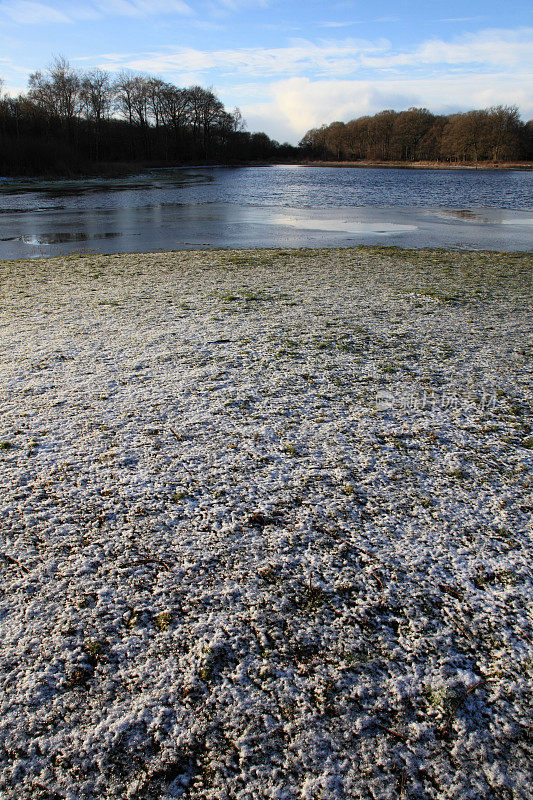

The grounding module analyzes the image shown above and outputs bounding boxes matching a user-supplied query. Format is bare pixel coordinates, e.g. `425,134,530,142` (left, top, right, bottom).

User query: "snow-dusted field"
0,247,531,800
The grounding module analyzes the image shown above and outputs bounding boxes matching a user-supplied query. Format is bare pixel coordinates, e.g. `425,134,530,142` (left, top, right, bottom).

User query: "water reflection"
0,170,212,197
437,209,491,222
18,232,124,245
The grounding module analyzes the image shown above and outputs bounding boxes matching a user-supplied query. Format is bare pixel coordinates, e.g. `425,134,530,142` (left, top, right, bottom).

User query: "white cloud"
0,0,193,23
318,20,363,28
243,74,533,143
201,0,269,19
98,37,390,76
208,0,268,10
94,0,192,17
0,1,71,23
437,17,483,23
0,54,35,77
2,15,531,145
221,0,267,6
94,26,533,81
362,27,533,70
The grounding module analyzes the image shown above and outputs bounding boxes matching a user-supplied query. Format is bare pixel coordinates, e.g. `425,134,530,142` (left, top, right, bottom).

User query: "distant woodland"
0,57,532,176
300,106,533,164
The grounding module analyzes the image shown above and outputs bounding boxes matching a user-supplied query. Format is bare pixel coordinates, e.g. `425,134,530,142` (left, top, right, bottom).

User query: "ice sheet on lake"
267,213,417,235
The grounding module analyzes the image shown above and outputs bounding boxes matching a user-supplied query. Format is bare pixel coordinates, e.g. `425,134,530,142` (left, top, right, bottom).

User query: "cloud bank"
97,27,533,76
95,27,533,142
242,73,533,143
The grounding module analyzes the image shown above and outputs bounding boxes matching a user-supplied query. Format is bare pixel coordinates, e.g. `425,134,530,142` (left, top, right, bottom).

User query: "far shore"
298,159,533,171
2,158,533,182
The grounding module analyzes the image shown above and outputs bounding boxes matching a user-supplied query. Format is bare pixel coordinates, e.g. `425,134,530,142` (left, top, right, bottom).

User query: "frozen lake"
0,165,531,257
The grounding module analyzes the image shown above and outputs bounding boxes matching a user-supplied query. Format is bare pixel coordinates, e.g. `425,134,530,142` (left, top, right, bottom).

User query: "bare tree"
185,85,227,157
80,69,113,123
367,110,396,160
231,107,246,133
156,84,193,131
113,71,137,125
27,69,56,117
347,117,369,159
145,78,167,128
324,121,346,160
28,55,81,124
390,108,434,161
440,110,491,162
486,105,522,161
1,63,290,173
299,125,329,158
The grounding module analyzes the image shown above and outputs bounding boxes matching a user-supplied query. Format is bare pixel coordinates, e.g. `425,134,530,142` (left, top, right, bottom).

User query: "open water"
0,165,531,258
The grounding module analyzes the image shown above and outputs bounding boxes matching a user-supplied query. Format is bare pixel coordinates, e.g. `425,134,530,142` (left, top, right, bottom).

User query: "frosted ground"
0,247,531,800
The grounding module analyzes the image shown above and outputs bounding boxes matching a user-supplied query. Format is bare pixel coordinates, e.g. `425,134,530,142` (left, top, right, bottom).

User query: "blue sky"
0,0,531,143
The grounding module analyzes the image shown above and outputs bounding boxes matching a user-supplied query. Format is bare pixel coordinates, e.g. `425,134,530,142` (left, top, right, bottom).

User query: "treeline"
300,106,533,163
1,60,532,176
0,57,297,176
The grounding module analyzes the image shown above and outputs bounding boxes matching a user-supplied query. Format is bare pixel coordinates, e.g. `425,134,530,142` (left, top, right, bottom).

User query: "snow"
0,246,532,799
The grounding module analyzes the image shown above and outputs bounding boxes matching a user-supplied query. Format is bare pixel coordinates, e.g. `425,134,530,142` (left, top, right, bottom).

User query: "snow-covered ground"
0,247,531,800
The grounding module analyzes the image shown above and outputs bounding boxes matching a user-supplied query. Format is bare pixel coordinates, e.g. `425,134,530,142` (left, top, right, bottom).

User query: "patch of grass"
154,611,172,631
258,564,281,584
276,347,300,358
424,686,454,712
242,290,274,302
217,288,275,303
345,648,370,666
449,468,468,479
67,666,92,687
492,529,520,551
440,345,455,359
495,569,519,587
296,583,327,611
83,640,107,665
387,434,407,450
170,490,191,502
224,255,252,267
198,643,227,683
283,442,300,456
0,441,13,450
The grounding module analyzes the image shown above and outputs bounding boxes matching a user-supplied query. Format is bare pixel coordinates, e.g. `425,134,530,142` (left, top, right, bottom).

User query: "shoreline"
2,242,533,266
1,247,531,799
298,159,533,171
2,242,532,266
2,158,533,181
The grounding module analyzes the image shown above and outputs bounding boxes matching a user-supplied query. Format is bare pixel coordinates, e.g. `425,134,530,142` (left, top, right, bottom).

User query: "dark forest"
0,58,531,176
0,57,296,176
